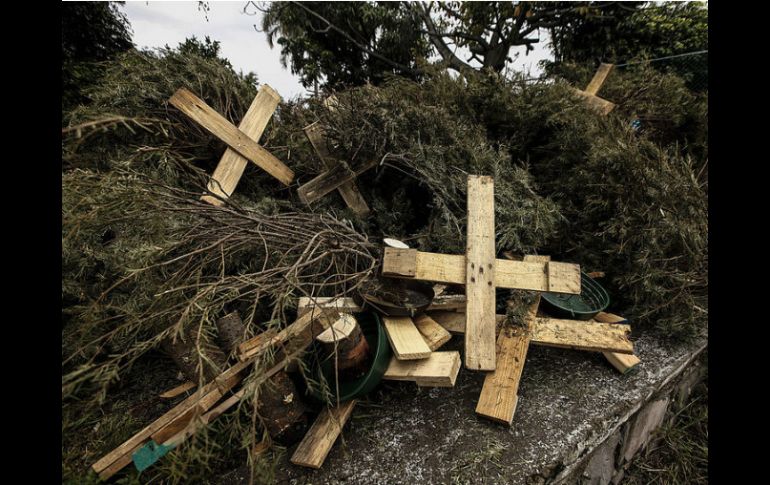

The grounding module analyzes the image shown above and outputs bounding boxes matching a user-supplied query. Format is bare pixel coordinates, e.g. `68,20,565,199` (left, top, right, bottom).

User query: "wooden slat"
428,310,466,334
430,310,634,355
297,296,362,317
426,294,467,312
413,313,452,351
382,249,581,294
382,247,418,277
465,175,497,371
383,351,461,387
585,63,615,95
594,312,642,374
169,87,294,186
304,122,370,215
298,157,377,205
532,317,633,354
159,381,196,399
200,85,282,205
382,316,432,360
92,359,250,478
237,309,338,361
475,255,548,425
572,88,616,115
546,262,581,294
291,400,357,469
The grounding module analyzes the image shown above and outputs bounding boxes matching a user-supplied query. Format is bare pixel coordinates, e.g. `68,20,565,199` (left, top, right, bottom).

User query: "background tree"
547,2,707,89
257,1,429,90
258,1,591,89
62,1,134,112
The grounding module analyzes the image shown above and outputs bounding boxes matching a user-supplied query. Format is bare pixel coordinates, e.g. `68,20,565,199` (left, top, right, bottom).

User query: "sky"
122,1,553,100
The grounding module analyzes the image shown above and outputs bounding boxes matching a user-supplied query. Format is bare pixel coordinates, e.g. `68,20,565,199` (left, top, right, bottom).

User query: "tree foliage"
258,1,429,89
547,2,708,88
62,1,134,112
258,1,594,89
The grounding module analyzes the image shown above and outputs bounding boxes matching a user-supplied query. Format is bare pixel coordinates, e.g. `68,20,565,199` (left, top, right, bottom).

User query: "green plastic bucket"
541,271,610,320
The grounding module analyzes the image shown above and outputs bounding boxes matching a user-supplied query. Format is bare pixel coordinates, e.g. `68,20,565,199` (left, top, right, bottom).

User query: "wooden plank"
426,294,467,312
383,351,461,387
594,312,642,374
151,397,219,445
92,359,251,478
382,247,418,277
159,381,196,399
150,360,252,445
297,160,357,205
572,88,616,115
382,250,581,294
413,314,452,351
430,310,634,354
465,175,497,371
547,262,581,294
475,255,548,425
532,318,634,354
382,316,432,360
169,87,294,186
237,308,338,361
428,310,466,334
297,296,362,317
585,63,615,95
201,85,282,205
290,400,357,469
304,122,370,215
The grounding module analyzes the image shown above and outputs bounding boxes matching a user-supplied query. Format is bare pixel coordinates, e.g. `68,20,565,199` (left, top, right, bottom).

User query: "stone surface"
620,398,669,463
581,429,621,485
218,328,707,485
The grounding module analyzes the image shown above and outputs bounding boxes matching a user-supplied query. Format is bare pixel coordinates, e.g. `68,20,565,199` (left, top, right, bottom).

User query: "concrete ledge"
219,328,707,485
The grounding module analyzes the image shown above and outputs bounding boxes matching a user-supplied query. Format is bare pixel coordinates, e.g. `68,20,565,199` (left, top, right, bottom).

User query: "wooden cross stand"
573,63,616,115
382,175,582,371
168,85,294,206
299,122,374,215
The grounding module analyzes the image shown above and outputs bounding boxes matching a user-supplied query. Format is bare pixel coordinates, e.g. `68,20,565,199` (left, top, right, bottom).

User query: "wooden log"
297,296,362,317
161,322,228,384
465,175,497,371
215,311,247,356
200,84,282,205
475,255,549,425
290,400,357,469
594,312,642,374
168,87,294,186
256,371,308,444
413,314,452,351
315,314,371,379
304,122,370,215
382,316,432,360
383,351,461,387
381,248,581,294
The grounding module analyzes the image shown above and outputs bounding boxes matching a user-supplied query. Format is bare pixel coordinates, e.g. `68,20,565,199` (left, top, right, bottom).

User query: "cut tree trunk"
162,324,228,384
216,311,247,357
315,314,371,380
257,371,308,445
